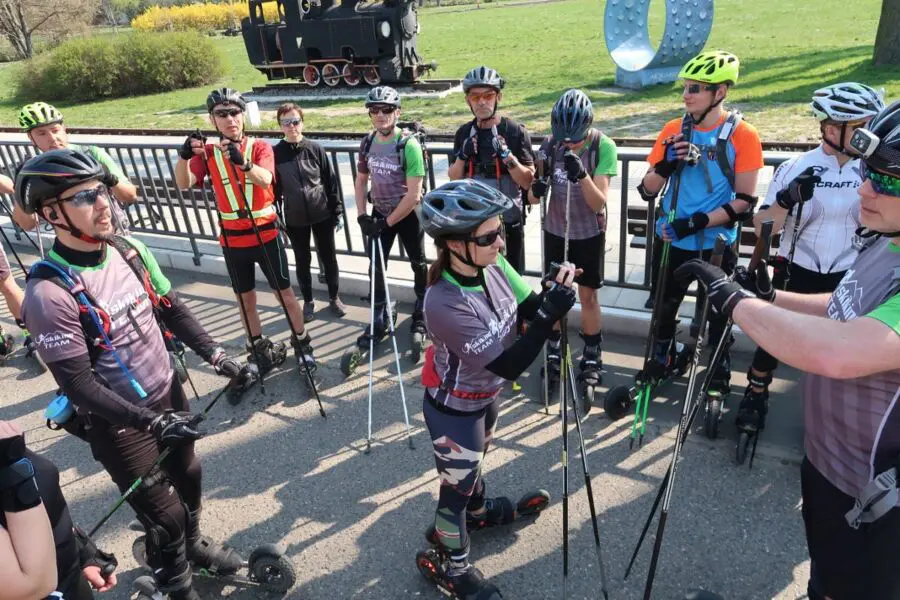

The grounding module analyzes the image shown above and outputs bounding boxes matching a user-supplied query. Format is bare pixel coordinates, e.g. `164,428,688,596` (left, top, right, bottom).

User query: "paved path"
0,263,812,600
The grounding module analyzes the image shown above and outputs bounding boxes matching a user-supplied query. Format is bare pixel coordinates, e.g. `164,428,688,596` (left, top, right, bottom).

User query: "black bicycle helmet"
365,86,401,108
855,100,900,178
206,87,247,113
462,66,505,93
551,89,593,143
420,179,513,239
16,149,104,215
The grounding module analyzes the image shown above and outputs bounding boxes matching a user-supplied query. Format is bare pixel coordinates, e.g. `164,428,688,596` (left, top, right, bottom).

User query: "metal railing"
0,136,793,291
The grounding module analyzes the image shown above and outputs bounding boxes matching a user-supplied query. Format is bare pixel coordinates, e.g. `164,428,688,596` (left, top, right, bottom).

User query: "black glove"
100,167,119,189
733,259,776,303
674,259,754,318
492,135,511,161
358,214,374,236
227,143,245,166
179,130,205,161
365,216,387,239
456,136,477,162
536,283,577,322
664,211,709,240
531,178,549,199
563,150,587,182
212,352,243,378
776,166,821,211
74,526,118,577
150,411,204,446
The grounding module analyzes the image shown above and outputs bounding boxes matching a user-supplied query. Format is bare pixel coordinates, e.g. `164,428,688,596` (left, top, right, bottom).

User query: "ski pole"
540,191,550,415
641,236,726,600
365,234,377,453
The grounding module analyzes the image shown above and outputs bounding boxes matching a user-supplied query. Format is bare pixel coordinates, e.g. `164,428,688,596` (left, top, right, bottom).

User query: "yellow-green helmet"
19,102,63,132
678,51,740,86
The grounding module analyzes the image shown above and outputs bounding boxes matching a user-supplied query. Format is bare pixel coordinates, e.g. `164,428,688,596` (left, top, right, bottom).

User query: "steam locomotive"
241,0,435,87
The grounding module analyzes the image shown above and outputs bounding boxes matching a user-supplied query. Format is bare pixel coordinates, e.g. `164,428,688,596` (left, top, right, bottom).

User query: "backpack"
714,110,742,190
360,121,431,193
543,128,604,181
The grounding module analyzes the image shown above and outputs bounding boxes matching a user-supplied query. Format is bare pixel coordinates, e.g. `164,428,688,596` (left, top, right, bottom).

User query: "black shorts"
771,256,846,293
221,236,292,294
801,457,900,600
543,231,604,289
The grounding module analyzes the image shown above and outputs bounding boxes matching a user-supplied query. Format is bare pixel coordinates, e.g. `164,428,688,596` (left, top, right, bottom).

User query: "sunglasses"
59,185,109,208
214,108,242,119
683,83,717,95
368,106,396,116
862,162,900,197
280,118,302,127
467,91,498,103
470,225,504,247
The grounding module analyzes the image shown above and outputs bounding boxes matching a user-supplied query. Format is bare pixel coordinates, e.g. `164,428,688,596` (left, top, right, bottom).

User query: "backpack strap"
360,131,377,164
106,236,163,310
716,110,742,190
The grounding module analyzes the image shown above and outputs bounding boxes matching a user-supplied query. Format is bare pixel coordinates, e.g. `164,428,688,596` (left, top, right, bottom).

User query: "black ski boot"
228,337,287,404
410,298,427,364
185,509,244,575
416,552,503,600
577,331,603,415
0,324,14,362
703,354,732,440
341,302,394,377
540,339,562,409
735,370,772,465
291,330,319,392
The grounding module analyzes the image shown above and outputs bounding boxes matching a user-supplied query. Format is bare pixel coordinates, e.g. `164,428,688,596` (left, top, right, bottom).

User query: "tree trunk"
873,0,900,66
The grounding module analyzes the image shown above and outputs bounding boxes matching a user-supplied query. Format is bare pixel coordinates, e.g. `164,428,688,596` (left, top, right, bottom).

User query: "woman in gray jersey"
737,82,884,454
418,179,577,599
674,101,900,600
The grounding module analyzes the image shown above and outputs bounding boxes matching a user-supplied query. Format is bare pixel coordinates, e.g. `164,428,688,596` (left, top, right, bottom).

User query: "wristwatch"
240,161,253,172
503,155,518,168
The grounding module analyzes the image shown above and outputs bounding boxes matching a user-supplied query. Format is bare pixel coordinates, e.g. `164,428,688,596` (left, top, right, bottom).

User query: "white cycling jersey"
761,145,863,273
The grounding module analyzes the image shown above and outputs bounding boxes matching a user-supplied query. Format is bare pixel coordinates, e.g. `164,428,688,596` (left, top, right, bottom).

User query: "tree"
873,0,900,66
0,0,98,60
99,0,140,28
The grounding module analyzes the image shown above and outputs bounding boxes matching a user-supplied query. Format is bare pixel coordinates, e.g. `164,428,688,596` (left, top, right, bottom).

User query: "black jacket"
274,138,341,227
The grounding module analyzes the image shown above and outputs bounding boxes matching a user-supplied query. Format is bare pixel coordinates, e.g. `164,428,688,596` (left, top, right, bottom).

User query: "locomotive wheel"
322,63,342,87
302,65,321,87
343,64,361,87
362,66,381,86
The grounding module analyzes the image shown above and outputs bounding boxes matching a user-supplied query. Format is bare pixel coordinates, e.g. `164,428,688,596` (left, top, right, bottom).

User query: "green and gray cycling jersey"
804,235,900,502
357,128,425,217
21,237,173,407
423,254,531,411
69,143,130,234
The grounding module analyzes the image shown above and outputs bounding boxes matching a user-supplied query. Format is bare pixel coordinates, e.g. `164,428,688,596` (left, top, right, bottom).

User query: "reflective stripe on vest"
212,137,275,221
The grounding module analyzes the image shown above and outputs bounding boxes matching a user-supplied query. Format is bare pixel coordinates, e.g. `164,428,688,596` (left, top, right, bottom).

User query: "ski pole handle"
747,219,774,272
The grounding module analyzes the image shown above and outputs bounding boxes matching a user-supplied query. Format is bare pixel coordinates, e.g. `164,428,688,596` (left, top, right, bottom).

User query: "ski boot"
604,338,688,422
424,489,551,546
227,337,287,405
185,509,244,575
409,298,427,364
0,325,14,364
539,341,562,410
735,370,771,466
129,521,297,596
416,553,503,599
576,332,603,415
703,354,732,441
291,330,319,392
340,302,396,377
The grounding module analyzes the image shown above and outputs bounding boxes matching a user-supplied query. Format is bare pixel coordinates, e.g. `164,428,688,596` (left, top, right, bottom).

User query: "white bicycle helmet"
811,82,884,123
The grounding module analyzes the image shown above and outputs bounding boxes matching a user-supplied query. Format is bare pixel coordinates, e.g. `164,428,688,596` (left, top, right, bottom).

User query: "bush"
15,31,224,102
132,1,280,32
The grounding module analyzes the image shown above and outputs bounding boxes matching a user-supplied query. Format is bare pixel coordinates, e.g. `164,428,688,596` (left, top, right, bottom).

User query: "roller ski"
340,302,397,377
409,298,427,364
424,489,551,545
129,520,296,596
576,332,603,415
227,336,286,405
734,371,770,467
415,556,503,600
701,351,732,440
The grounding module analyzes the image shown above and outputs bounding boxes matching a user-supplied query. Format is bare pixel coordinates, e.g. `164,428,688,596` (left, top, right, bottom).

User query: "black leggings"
87,378,201,588
750,259,846,374
503,219,525,274
424,392,499,561
371,209,426,305
286,220,340,301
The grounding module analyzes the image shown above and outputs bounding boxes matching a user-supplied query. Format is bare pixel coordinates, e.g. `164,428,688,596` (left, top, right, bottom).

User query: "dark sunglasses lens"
67,187,104,207
281,118,301,126
473,228,502,247
216,109,240,118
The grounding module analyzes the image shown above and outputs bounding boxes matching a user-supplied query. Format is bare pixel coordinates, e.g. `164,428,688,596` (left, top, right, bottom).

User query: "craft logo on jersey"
828,269,863,321
38,330,77,349
461,300,517,356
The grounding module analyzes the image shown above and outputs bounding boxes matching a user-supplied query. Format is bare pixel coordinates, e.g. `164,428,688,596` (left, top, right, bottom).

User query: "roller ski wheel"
415,551,503,600
579,381,595,416
704,393,723,440
539,366,558,407
416,548,443,584
340,348,363,377
247,544,297,592
604,384,633,421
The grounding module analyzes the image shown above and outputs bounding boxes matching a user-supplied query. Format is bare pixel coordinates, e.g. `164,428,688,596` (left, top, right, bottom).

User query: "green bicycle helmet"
678,51,740,86
19,102,63,132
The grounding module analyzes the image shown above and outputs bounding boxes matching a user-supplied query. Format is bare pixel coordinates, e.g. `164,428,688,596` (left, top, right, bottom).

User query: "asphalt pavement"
0,263,812,600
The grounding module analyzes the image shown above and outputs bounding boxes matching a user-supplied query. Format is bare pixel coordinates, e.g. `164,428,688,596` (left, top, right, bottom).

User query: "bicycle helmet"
206,87,247,113
15,149,104,215
551,89,593,143
365,86,401,108
811,82,884,123
678,51,740,86
462,66,505,93
19,102,63,132
855,100,900,178
421,179,513,239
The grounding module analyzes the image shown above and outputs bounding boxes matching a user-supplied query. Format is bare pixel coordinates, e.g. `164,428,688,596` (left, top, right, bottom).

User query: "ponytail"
427,241,450,287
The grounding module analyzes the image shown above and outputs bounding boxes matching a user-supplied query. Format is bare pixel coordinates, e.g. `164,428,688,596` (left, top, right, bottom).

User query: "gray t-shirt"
357,129,425,217
22,238,174,409
423,254,532,411
804,236,900,500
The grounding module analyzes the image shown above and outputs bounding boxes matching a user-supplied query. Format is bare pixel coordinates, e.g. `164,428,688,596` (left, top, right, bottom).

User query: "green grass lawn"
0,0,896,140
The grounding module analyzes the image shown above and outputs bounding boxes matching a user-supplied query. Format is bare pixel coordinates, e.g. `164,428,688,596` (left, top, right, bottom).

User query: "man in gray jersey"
674,101,900,600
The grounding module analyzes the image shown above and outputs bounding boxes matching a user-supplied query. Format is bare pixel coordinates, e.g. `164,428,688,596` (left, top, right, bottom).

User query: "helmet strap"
694,86,724,125
55,203,101,244
821,122,848,155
